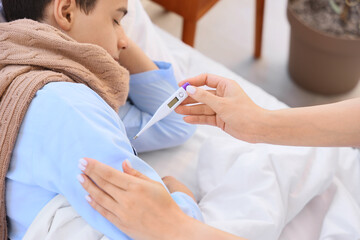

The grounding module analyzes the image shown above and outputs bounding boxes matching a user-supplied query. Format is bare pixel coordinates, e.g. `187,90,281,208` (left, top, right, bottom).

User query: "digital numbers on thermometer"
134,82,190,139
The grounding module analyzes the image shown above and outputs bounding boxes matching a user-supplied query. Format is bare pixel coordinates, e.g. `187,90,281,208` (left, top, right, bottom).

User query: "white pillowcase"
122,0,184,80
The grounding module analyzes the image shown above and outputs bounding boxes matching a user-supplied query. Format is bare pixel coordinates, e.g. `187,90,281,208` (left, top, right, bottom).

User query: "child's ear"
53,0,77,31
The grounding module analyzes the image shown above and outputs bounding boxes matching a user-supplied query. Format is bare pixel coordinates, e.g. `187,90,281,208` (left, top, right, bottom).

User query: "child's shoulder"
38,82,102,101
32,82,118,119
37,82,109,106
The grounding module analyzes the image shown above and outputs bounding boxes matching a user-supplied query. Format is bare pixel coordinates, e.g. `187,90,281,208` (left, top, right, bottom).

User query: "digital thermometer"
133,82,190,139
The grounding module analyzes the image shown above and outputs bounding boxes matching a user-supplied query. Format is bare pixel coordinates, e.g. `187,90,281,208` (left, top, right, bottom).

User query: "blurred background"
141,0,360,107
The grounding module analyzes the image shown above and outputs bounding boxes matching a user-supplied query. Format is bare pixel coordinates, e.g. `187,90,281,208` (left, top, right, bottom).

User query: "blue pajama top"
6,62,201,240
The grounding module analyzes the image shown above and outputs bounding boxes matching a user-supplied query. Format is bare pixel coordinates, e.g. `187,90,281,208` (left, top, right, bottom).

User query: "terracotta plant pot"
287,6,360,95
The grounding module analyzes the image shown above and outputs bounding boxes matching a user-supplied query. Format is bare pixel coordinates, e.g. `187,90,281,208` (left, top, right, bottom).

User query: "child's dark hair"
2,0,97,22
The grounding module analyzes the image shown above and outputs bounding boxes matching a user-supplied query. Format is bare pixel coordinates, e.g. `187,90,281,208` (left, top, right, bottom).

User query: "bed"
123,1,360,240
2,1,360,239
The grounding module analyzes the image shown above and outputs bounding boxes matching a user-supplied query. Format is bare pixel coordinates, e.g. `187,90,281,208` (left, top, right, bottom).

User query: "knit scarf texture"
0,19,130,239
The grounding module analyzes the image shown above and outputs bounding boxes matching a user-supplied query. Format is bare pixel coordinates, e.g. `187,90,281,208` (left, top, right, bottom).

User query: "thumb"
122,160,151,181
186,86,222,112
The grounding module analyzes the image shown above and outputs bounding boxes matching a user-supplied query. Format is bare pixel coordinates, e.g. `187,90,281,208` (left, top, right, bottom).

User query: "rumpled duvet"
23,195,108,240
197,137,360,240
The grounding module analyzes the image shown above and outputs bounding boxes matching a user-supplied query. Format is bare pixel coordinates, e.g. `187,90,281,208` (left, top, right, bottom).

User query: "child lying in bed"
0,0,202,239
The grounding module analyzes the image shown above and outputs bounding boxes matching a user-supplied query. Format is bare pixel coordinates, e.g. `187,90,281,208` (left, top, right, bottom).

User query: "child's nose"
118,37,128,50
117,27,128,50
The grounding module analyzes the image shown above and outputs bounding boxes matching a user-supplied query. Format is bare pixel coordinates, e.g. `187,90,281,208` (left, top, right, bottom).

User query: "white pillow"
123,0,184,81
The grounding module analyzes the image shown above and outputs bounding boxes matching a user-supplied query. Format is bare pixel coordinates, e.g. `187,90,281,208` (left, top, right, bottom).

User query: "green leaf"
329,0,342,14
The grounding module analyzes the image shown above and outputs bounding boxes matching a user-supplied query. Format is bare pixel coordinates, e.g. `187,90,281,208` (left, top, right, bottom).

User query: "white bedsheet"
197,138,360,239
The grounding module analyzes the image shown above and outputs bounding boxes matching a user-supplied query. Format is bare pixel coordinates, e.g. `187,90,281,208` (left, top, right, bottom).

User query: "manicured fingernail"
79,158,88,166
85,195,92,203
125,159,132,168
78,163,86,171
78,158,88,171
186,86,196,95
77,174,84,183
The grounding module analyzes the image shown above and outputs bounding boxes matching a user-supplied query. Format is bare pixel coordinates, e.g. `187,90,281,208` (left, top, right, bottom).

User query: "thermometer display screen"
167,97,179,108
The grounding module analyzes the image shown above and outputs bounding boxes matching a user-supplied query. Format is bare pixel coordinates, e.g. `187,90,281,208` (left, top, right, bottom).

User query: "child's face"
66,0,128,61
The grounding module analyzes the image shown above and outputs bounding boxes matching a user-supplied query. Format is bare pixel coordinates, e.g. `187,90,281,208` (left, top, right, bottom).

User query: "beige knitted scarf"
0,19,130,239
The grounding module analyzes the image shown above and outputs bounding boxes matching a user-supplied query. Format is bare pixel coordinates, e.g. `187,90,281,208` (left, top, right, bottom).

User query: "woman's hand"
177,74,360,147
176,74,267,143
78,158,189,240
78,158,248,240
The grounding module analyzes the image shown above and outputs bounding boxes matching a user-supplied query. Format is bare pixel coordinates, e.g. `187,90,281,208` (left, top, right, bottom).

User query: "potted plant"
287,0,360,94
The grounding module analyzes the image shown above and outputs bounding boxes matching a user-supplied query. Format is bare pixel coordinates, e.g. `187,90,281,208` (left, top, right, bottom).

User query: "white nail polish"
85,195,92,203
79,158,88,166
77,174,84,183
186,86,196,95
78,163,86,171
125,159,132,168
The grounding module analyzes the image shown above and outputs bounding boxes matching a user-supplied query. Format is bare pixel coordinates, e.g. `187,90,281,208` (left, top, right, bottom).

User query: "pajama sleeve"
118,61,196,153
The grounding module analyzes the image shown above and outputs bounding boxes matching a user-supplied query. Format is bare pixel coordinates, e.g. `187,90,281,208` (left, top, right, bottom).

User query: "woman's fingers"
179,90,217,105
86,195,120,226
179,74,227,89
80,163,124,198
176,104,215,116
184,87,223,113
183,115,217,126
180,96,197,105
80,158,132,191
122,160,152,181
80,173,119,209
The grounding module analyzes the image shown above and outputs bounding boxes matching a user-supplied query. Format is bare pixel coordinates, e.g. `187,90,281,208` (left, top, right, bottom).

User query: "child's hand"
117,38,158,74
162,176,196,202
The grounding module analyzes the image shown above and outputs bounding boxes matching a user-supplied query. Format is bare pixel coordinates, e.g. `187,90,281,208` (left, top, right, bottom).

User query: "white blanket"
197,137,360,240
23,195,108,240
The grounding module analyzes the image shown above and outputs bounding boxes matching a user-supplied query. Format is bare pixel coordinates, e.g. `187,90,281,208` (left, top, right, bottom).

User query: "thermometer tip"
133,135,138,140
